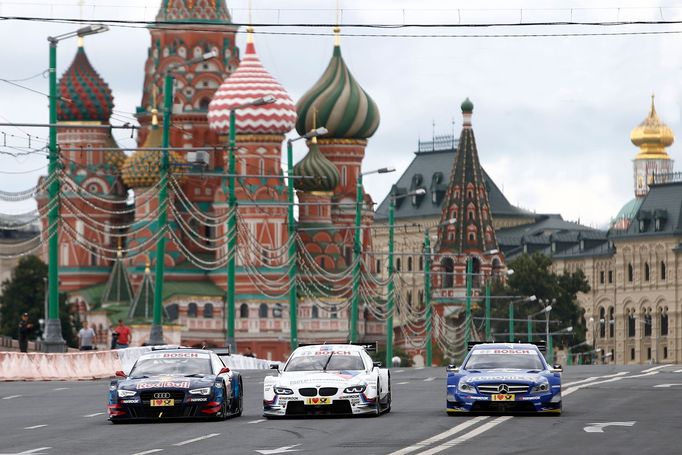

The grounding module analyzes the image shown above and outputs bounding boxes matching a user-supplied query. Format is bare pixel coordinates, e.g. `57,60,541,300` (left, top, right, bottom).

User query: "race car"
446,343,562,415
263,343,391,417
108,348,243,422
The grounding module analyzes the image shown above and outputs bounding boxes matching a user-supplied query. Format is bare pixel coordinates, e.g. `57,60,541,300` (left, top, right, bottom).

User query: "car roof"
139,349,213,359
471,343,541,351
293,344,365,354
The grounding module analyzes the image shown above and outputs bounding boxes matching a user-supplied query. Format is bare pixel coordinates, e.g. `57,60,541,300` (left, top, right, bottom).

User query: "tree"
0,255,80,348
473,253,590,348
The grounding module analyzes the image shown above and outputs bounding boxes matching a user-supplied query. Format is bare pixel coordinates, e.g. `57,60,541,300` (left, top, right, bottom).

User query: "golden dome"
121,111,187,188
630,95,674,159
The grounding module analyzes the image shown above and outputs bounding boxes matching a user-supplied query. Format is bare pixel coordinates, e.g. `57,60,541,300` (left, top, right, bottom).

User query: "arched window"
239,303,249,318
396,258,401,272
407,257,413,272
199,97,210,110
187,302,198,318
599,307,606,338
258,303,268,318
203,303,214,319
273,303,283,318
330,305,338,319
376,259,381,273
311,305,319,319
644,262,650,281
166,304,179,321
608,307,615,338
627,263,633,282
661,261,666,280
660,308,669,336
644,311,652,337
442,257,454,288
419,256,423,271
627,311,636,337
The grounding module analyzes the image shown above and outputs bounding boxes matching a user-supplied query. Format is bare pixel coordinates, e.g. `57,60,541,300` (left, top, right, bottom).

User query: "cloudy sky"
1,0,681,228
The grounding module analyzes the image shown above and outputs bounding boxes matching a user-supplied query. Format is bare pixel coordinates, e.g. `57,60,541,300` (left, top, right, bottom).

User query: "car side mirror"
551,364,563,373
446,364,459,373
269,364,280,370
115,370,126,378
219,367,230,374
373,361,382,368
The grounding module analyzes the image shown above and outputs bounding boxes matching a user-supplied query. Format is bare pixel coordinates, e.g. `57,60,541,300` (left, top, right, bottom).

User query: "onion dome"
295,32,380,139
156,0,231,23
104,132,127,174
461,97,474,113
208,31,297,135
121,111,186,188
630,95,674,159
57,42,114,122
293,139,340,192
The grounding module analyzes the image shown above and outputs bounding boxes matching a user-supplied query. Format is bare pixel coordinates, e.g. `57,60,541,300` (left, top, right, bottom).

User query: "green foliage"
0,255,80,348
472,253,590,348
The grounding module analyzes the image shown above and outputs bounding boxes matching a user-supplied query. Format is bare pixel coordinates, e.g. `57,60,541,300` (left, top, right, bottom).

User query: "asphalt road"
1,364,680,455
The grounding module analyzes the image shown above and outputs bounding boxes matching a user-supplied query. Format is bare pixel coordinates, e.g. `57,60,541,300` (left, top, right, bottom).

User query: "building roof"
613,180,682,238
101,254,134,306
375,143,531,221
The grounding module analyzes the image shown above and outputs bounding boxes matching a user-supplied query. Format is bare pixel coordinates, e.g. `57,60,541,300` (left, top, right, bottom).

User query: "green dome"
461,97,474,113
293,141,339,192
296,46,380,139
614,198,643,223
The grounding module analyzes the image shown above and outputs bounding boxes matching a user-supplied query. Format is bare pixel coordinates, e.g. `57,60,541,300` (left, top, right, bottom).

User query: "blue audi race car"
446,343,562,415
108,348,243,422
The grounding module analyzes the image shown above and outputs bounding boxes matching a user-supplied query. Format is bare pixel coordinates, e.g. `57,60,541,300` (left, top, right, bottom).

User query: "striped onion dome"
208,31,297,135
295,41,380,139
57,43,114,122
293,139,340,192
121,114,187,188
156,0,231,23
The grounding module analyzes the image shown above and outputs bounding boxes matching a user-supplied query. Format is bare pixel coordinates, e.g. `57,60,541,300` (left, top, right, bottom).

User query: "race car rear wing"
467,341,547,352
297,342,377,352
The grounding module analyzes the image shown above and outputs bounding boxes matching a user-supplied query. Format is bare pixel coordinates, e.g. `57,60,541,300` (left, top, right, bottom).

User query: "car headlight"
117,389,136,398
343,385,366,394
531,382,550,393
274,387,294,395
457,381,476,394
189,387,212,396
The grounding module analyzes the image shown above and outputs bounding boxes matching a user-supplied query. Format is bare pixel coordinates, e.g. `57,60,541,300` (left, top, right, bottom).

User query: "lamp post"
286,127,327,352
225,95,277,352
538,298,555,356
528,304,551,344
385,188,425,367
548,326,573,364
350,167,395,343
508,295,537,342
148,50,217,345
44,25,109,352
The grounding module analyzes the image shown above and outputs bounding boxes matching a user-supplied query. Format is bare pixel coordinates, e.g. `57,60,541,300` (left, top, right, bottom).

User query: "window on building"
406,291,412,305
203,303,214,319
376,259,381,273
644,312,652,337
599,308,606,338
273,303,283,318
468,210,474,220
407,257,413,272
608,270,613,283
627,263,633,282
330,305,338,319
311,305,319,319
341,166,347,186
188,302,198,318
258,303,268,318
468,232,475,242
239,303,249,318
644,262,650,281
418,290,424,307
396,258,401,272
647,347,651,360
661,261,666,280
166,304,179,321
467,190,473,198
660,310,669,336
630,348,635,361
608,307,615,338
599,271,605,284
442,257,454,288
419,256,423,271
628,312,636,337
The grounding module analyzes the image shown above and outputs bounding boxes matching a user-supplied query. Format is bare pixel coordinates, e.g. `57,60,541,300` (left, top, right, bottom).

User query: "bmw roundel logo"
153,392,171,399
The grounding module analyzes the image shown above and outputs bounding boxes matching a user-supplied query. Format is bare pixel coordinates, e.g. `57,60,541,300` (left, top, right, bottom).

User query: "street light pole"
424,231,432,366
385,198,395,366
463,257,473,349
44,25,109,353
484,280,491,341
508,300,515,342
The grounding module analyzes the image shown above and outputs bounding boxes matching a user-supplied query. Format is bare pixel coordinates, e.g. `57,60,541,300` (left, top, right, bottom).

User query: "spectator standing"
18,313,33,353
113,319,132,349
78,321,96,351
242,346,255,358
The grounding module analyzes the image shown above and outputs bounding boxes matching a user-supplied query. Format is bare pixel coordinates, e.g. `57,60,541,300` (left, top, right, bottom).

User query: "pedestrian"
113,319,132,349
77,321,96,351
18,313,33,353
242,346,255,358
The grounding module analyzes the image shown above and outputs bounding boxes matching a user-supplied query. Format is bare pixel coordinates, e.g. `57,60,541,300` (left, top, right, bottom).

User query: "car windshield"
285,353,365,372
130,357,213,376
464,350,544,370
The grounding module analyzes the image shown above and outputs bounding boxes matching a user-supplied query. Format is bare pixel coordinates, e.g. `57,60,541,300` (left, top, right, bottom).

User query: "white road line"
397,381,410,385
642,365,670,373
424,377,436,382
2,395,22,400
52,387,69,391
387,417,489,455
84,412,105,417
675,369,682,373
173,433,220,446
23,425,47,430
653,384,682,388
19,448,51,454
248,419,266,424
395,369,405,373
564,371,659,397
563,372,628,387
417,416,513,455
130,450,163,455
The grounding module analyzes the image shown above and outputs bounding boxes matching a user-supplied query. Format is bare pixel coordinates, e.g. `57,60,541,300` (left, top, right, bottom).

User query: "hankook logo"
153,392,171,399
497,384,509,394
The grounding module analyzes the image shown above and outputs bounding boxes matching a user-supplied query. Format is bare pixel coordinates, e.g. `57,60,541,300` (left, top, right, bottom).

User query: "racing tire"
384,377,392,414
218,398,229,421
233,378,243,417
373,380,382,416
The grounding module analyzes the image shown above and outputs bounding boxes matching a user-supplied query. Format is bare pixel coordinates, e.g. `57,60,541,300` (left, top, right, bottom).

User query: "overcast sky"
1,0,681,228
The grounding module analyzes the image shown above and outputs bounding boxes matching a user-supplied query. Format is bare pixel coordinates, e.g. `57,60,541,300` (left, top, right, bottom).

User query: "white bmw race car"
263,344,391,417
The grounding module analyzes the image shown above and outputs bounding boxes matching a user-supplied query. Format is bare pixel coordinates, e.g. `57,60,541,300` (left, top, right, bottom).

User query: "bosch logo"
497,384,509,394
153,392,171,399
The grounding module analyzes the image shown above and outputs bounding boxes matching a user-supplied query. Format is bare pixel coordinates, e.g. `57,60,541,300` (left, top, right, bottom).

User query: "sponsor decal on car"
143,352,210,359
475,349,535,355
466,375,536,382
188,397,209,402
136,381,191,389
121,399,140,403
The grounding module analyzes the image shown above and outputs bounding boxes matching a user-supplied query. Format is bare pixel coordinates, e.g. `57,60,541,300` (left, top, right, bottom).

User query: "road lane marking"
173,433,220,446
0,447,52,455
255,444,302,454
653,383,682,388
642,365,670,373
674,369,682,373
395,369,405,373
130,450,163,455
424,377,436,382
584,421,635,433
23,425,47,430
387,417,489,455
52,388,69,391
564,371,659,396
84,412,105,417
563,372,627,387
397,381,410,385
2,395,22,400
248,419,266,424
417,416,513,455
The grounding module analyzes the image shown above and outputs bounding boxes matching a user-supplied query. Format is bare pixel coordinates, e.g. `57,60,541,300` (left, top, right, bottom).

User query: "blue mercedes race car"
108,348,243,422
446,343,562,415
